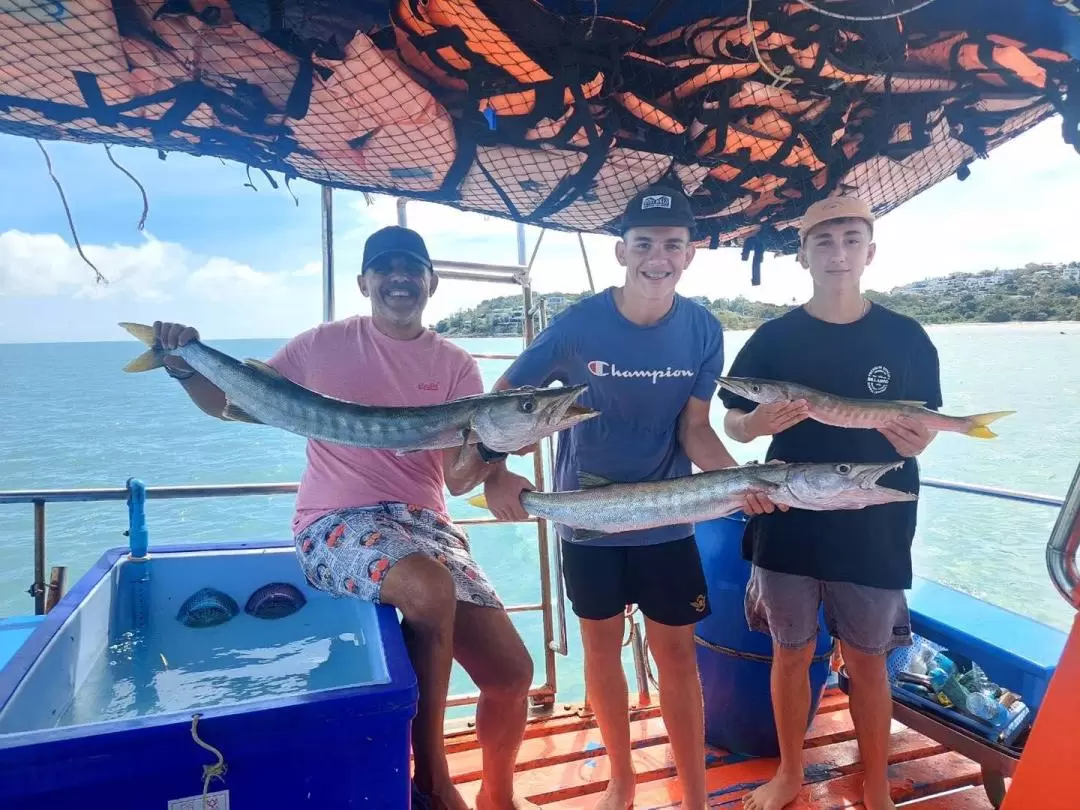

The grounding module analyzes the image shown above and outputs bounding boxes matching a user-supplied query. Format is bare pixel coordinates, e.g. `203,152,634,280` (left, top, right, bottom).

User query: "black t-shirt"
719,303,943,590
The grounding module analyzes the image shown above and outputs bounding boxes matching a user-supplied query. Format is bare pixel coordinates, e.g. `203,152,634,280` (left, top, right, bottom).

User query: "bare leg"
581,615,636,810
452,601,539,810
841,642,895,810
743,640,815,810
643,618,706,809
380,555,468,810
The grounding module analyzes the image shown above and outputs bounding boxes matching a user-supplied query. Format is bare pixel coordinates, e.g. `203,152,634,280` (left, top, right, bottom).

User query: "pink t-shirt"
266,315,484,534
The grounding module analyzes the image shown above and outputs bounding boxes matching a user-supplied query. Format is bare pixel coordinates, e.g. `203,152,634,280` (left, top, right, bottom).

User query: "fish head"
716,377,793,405
781,461,917,510
470,384,599,452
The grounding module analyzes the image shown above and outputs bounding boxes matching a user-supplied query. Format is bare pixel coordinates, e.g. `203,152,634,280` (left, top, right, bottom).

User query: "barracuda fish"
468,461,915,541
717,377,1014,439
119,322,598,453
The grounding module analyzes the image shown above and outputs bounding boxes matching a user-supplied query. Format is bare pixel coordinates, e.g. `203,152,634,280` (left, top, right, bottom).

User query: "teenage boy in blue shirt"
482,184,779,810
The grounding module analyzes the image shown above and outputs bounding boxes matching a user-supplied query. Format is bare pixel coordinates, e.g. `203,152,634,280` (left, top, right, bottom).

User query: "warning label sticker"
167,789,230,810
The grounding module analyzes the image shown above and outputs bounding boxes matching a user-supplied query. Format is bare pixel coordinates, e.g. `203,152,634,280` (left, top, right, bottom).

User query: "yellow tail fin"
965,410,1016,439
468,494,490,510
118,322,164,373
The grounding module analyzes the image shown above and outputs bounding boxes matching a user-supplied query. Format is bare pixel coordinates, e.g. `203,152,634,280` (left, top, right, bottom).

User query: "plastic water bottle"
965,690,1010,728
928,656,957,692
905,637,939,676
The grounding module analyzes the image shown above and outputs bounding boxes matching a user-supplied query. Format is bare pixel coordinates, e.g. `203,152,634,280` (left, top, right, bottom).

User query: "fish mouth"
543,385,600,428
852,460,905,488
715,376,763,401
850,461,916,501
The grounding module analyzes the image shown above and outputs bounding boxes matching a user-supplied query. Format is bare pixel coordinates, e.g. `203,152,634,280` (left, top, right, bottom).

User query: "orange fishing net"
0,0,1075,260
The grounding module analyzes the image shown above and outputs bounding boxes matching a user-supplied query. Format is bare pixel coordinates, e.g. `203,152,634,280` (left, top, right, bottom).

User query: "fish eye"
519,397,536,414
836,464,852,474
750,384,761,393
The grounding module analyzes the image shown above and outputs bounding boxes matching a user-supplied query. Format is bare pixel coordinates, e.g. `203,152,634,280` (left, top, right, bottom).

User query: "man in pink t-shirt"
152,226,538,810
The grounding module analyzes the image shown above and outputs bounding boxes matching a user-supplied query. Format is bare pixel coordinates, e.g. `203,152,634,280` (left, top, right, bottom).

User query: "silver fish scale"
175,341,472,449
517,464,909,537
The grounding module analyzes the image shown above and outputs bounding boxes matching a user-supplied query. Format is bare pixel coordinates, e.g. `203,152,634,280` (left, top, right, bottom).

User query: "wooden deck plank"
816,690,851,714
447,694,852,774
444,705,664,754
457,709,946,808
447,715,671,783
444,692,848,756
543,750,979,809
447,708,868,785
451,710,861,802
897,785,994,808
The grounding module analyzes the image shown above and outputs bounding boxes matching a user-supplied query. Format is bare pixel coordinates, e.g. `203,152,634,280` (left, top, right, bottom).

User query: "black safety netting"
1,0,1078,258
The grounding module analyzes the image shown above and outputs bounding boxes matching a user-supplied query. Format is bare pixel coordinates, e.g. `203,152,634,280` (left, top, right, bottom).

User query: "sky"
0,116,1077,343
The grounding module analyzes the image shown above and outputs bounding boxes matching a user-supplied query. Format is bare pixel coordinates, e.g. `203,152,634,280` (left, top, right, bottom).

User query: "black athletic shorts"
560,535,711,627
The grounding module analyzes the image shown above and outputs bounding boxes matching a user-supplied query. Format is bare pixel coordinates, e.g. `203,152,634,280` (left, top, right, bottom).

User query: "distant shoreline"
437,319,1080,339
3,319,1080,346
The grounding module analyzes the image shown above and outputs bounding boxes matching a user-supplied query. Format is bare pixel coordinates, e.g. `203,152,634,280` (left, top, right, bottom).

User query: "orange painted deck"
444,690,995,808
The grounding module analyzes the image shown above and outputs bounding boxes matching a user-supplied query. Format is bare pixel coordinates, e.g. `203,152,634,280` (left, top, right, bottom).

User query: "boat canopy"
2,0,1078,263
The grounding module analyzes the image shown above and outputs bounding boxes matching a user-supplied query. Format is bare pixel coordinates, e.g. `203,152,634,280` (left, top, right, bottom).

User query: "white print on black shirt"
866,365,891,394
587,360,695,385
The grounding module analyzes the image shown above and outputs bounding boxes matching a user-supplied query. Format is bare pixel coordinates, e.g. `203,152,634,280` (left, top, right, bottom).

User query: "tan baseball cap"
799,196,874,240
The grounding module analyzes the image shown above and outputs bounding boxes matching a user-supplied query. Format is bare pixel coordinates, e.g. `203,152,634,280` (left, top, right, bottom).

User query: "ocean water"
2,321,1079,709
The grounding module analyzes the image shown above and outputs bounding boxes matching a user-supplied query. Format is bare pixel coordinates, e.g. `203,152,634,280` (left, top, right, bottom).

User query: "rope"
190,713,227,804
794,0,940,22
746,0,795,88
34,139,107,285
103,144,149,231
621,604,638,648
694,634,837,664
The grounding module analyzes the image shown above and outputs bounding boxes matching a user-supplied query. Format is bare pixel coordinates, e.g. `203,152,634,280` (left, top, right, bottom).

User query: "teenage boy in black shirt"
720,196,942,810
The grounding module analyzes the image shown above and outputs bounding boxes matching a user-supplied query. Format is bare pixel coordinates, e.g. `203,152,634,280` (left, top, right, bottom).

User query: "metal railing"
2,469,1076,715
0,480,558,708
2,474,1074,616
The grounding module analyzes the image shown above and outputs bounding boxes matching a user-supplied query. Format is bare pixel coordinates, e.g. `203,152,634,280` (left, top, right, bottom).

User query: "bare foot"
743,767,801,810
475,785,540,810
593,778,635,810
861,778,896,810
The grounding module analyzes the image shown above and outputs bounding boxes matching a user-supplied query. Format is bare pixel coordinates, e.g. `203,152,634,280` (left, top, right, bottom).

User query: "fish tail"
119,322,165,373
468,494,489,510
965,410,1016,439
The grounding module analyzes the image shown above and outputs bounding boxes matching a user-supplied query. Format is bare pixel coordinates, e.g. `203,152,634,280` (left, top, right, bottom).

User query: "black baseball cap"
361,226,433,272
620,184,696,234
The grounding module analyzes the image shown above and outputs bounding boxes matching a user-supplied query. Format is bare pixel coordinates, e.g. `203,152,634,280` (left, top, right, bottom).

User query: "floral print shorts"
294,502,502,609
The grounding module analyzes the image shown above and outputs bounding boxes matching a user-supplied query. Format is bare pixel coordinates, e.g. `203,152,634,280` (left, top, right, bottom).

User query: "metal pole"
397,198,408,227
1047,459,1080,609
321,186,335,323
538,300,568,657
522,272,558,702
33,500,45,615
577,233,596,294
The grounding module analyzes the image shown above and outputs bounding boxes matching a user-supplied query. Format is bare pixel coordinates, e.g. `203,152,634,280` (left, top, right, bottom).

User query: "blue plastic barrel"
694,513,834,758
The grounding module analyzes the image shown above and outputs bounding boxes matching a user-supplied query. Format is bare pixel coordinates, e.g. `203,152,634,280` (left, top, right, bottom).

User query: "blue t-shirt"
503,287,724,547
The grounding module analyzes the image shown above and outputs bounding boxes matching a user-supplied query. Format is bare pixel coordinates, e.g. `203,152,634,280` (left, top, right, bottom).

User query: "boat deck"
445,690,994,808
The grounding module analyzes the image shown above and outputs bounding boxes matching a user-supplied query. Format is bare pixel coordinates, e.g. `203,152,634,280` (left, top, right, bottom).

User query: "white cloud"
1,116,1076,343
0,229,324,341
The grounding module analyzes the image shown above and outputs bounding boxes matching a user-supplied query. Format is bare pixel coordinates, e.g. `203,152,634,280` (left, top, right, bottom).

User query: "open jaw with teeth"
642,270,671,280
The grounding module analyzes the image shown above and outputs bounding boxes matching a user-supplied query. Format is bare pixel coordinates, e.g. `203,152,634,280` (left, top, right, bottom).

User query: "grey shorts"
745,565,912,656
